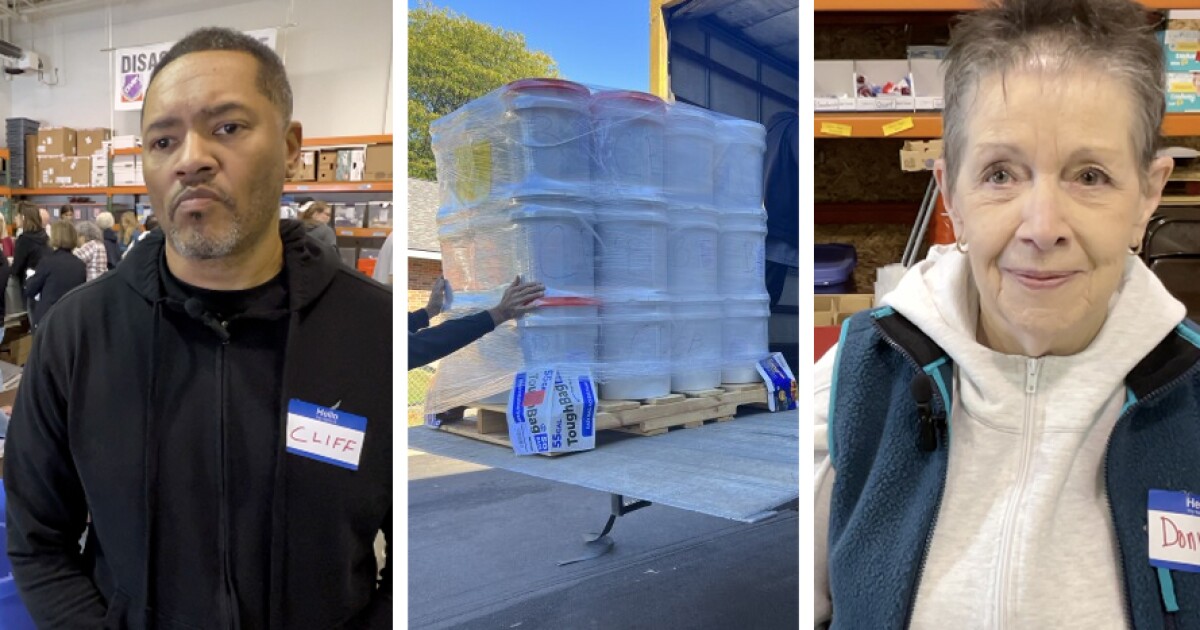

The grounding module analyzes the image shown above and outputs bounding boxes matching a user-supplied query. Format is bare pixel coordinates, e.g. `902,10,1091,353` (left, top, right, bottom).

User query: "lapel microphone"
184,298,231,343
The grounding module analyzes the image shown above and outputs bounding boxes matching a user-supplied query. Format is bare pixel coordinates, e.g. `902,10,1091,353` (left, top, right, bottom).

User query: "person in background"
374,230,393,284
24,220,84,329
39,208,52,242
121,214,159,260
299,200,337,248
4,27,391,628
0,232,11,344
95,211,120,269
72,221,108,282
59,205,75,223
410,275,544,369
12,202,49,293
0,214,15,258
118,211,140,256
764,110,798,308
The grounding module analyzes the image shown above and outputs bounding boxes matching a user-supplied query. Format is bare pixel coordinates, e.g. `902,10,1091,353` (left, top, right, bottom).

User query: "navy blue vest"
828,308,1200,629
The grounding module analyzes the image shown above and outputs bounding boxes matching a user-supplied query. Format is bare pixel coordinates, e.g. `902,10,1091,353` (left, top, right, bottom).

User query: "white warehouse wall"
5,0,392,143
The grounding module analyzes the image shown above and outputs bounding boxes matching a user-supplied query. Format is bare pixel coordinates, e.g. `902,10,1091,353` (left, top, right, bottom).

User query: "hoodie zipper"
870,325,951,630
217,329,238,629
994,358,1041,629
1104,364,1200,630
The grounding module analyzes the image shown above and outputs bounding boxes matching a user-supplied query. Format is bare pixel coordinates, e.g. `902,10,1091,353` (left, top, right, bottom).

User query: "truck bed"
407,409,799,523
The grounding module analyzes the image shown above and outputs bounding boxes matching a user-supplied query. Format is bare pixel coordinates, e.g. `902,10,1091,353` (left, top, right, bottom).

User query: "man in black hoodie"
4,27,391,629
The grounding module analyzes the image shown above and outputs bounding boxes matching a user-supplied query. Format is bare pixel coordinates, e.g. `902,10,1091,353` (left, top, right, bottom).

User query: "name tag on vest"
1148,489,1200,573
285,399,367,471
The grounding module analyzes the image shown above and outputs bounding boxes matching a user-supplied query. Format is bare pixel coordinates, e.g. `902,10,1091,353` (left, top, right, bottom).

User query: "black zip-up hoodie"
4,220,393,629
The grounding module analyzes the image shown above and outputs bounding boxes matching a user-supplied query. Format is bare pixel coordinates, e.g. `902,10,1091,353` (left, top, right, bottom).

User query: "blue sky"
408,0,650,92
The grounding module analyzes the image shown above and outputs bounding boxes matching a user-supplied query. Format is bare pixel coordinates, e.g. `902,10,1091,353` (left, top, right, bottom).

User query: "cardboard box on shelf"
364,144,392,181
37,127,77,156
38,156,65,188
335,150,353,181
10,334,31,366
91,171,108,187
61,157,91,186
111,135,140,150
77,128,111,155
815,294,875,327
111,154,138,170
317,160,336,182
900,139,943,172
319,150,339,166
288,150,317,182
0,386,17,411
112,155,142,186
349,149,365,181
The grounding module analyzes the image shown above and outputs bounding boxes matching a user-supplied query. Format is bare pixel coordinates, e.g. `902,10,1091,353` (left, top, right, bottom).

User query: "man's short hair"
50,220,77,251
96,212,114,230
146,27,293,123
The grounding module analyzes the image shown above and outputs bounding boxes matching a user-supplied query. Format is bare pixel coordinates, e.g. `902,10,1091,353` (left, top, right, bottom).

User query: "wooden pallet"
434,383,771,450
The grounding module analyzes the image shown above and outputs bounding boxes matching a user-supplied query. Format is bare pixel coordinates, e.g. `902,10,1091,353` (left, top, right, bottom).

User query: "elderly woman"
96,211,120,270
73,221,108,282
815,1,1197,628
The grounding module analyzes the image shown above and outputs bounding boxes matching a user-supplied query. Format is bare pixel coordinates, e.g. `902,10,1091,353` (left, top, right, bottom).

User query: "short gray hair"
76,221,102,243
942,0,1163,193
96,212,114,230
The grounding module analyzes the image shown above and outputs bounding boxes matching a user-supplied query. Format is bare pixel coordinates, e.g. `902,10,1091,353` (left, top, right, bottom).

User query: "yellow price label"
820,122,853,137
882,117,916,137
1175,42,1200,52
1170,81,1198,94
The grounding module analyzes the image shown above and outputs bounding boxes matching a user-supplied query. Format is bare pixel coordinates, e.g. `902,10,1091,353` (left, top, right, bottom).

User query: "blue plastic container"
0,481,38,630
815,244,857,294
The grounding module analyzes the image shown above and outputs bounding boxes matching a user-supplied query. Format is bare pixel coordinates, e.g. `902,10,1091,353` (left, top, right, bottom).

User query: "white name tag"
285,399,367,471
1148,489,1200,573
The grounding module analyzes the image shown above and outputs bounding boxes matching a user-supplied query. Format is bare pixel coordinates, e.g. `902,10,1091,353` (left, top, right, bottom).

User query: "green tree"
408,2,560,180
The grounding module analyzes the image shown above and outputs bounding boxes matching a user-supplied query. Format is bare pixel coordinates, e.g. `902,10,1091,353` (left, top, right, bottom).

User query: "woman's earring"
955,238,969,254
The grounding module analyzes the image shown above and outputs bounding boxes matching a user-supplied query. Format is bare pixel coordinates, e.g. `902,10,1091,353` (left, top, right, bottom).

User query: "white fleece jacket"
814,245,1187,629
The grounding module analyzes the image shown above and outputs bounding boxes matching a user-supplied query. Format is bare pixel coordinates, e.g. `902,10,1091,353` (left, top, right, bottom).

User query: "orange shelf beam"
302,135,392,148
815,0,1200,9
0,149,10,160
12,187,110,196
334,227,392,238
815,113,943,139
817,112,1200,138
0,187,11,196
109,186,148,195
104,136,392,155
284,181,392,193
